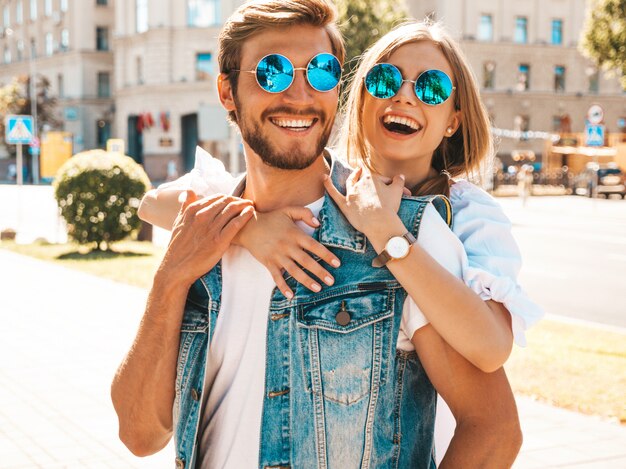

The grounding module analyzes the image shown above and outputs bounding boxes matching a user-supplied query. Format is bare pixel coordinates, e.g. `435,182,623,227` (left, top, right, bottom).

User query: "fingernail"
178,192,188,203
331,259,341,268
311,283,321,292
312,217,320,227
399,174,405,180
324,276,334,286
285,290,294,300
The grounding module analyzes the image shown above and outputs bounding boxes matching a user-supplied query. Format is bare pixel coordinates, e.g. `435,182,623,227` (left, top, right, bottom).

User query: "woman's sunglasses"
233,53,342,93
365,64,456,105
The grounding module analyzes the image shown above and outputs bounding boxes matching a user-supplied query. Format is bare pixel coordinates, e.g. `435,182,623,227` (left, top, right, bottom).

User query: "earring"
446,127,453,135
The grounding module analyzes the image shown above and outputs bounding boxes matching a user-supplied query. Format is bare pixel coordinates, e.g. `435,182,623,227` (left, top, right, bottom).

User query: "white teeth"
272,118,314,129
383,115,421,130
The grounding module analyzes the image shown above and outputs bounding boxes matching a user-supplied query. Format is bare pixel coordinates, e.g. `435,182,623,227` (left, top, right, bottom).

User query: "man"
111,1,522,467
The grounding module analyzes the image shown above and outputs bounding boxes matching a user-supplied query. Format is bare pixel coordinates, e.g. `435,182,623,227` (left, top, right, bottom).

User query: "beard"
235,102,333,170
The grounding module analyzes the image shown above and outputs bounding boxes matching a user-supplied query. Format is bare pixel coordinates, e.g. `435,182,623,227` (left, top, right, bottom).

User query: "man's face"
226,25,340,170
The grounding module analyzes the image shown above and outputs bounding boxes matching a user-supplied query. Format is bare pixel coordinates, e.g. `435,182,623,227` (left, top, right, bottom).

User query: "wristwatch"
372,232,416,268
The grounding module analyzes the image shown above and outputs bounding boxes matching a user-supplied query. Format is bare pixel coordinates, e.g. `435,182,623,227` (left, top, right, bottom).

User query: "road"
497,195,626,328
1,184,625,328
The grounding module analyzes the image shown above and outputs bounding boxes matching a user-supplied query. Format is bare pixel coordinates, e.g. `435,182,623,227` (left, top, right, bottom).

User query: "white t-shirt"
197,197,466,468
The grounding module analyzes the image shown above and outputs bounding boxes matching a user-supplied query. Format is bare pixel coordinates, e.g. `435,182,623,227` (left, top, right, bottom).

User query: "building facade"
0,0,115,158
113,0,245,181
407,0,626,164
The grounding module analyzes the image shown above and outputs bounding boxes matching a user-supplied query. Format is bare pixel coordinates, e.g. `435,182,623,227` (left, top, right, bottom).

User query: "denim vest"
173,157,451,469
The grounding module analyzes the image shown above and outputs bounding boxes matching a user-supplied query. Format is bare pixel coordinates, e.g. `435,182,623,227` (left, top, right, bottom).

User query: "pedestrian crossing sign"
5,115,34,144
585,124,604,147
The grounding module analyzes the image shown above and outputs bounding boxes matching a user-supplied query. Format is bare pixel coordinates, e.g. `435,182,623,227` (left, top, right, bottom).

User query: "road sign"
585,124,605,147
587,105,604,125
5,115,34,144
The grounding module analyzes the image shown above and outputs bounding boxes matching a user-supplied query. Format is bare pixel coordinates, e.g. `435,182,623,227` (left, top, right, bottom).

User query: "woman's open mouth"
381,115,422,135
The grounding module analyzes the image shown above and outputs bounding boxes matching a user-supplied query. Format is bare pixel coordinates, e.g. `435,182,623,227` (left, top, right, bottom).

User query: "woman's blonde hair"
339,21,492,197
218,0,345,123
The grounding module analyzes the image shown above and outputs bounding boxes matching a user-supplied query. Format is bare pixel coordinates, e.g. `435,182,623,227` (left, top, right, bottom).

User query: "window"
60,29,69,50
3,5,10,27
587,67,599,93
478,14,493,41
196,52,213,80
96,0,108,5
483,61,495,89
136,56,143,84
96,27,109,51
514,17,527,44
58,73,64,98
45,32,53,55
16,0,23,24
514,115,530,140
97,72,111,97
517,64,530,90
17,40,23,60
61,0,67,12
517,64,530,91
4,46,11,64
554,66,565,92
551,19,563,45
97,120,111,148
136,0,148,33
30,0,37,21
45,0,52,16
30,38,36,58
187,0,220,27
552,115,562,132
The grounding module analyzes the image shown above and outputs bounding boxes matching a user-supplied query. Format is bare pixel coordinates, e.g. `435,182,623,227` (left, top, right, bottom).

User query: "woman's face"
361,41,460,175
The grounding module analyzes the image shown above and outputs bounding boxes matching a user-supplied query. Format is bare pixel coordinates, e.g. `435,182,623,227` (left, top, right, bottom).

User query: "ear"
218,73,237,113
446,111,462,136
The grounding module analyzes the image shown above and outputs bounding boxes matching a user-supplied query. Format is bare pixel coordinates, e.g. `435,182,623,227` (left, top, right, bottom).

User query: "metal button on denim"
175,458,185,469
191,388,200,401
335,301,351,326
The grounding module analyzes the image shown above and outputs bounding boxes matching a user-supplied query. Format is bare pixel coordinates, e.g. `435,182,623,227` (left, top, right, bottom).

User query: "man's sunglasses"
365,64,456,105
233,53,342,93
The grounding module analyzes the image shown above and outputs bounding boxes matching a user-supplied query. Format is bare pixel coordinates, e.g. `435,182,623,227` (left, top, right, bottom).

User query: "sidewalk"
0,249,624,468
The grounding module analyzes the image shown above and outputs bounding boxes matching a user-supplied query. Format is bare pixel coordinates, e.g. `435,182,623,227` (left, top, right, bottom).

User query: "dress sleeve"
154,146,238,196
450,181,544,347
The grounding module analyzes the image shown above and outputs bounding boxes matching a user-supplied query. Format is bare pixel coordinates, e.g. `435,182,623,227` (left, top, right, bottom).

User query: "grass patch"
506,319,626,424
0,239,165,289
2,240,625,423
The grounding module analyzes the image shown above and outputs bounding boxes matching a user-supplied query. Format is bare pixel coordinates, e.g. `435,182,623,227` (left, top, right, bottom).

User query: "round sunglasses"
233,53,342,93
365,64,456,105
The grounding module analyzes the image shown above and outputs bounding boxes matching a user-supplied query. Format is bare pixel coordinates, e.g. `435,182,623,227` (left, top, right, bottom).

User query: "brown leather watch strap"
371,232,416,268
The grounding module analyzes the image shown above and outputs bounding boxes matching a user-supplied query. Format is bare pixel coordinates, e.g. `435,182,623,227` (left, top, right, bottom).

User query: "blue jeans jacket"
173,156,450,468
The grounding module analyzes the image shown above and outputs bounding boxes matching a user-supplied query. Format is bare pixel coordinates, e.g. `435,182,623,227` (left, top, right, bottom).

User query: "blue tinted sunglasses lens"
365,64,402,99
415,70,454,105
307,53,342,92
256,54,294,93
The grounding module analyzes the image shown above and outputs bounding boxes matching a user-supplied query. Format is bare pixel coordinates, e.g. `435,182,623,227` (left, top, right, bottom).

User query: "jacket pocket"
296,284,396,406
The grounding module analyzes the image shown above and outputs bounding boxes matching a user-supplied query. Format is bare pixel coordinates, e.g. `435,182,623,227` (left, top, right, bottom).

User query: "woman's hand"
323,166,409,240
236,206,341,299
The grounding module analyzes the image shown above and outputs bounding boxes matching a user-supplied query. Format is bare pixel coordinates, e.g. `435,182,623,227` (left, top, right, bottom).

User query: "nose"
283,69,315,106
392,80,418,106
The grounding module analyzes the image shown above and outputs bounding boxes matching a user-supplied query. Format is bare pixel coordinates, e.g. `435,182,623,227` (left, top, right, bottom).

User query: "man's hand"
158,190,255,287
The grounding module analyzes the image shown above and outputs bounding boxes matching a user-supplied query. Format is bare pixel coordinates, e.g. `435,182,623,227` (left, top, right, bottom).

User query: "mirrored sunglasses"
234,53,342,93
364,64,456,105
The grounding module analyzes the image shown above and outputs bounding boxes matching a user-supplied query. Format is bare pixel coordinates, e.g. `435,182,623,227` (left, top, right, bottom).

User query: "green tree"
580,0,626,90
335,0,409,77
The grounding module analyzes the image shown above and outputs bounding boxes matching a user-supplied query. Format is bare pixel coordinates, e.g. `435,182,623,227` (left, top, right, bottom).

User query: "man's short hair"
218,0,345,123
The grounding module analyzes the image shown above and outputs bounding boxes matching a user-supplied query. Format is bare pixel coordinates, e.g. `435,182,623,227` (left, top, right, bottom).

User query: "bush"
53,150,151,251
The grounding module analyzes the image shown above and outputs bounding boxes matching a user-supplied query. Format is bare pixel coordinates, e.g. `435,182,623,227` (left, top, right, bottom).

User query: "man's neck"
242,151,330,212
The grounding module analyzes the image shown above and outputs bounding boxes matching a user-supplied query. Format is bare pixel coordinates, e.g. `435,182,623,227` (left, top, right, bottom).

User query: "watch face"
387,236,410,259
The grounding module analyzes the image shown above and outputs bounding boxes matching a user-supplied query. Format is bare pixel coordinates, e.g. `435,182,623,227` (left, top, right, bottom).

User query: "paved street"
496,195,626,328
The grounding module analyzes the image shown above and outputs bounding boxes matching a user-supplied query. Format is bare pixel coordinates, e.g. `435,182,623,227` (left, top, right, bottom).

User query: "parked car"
574,163,626,199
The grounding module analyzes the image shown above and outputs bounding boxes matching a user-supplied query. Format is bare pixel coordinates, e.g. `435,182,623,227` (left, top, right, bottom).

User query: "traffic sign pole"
16,143,23,186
